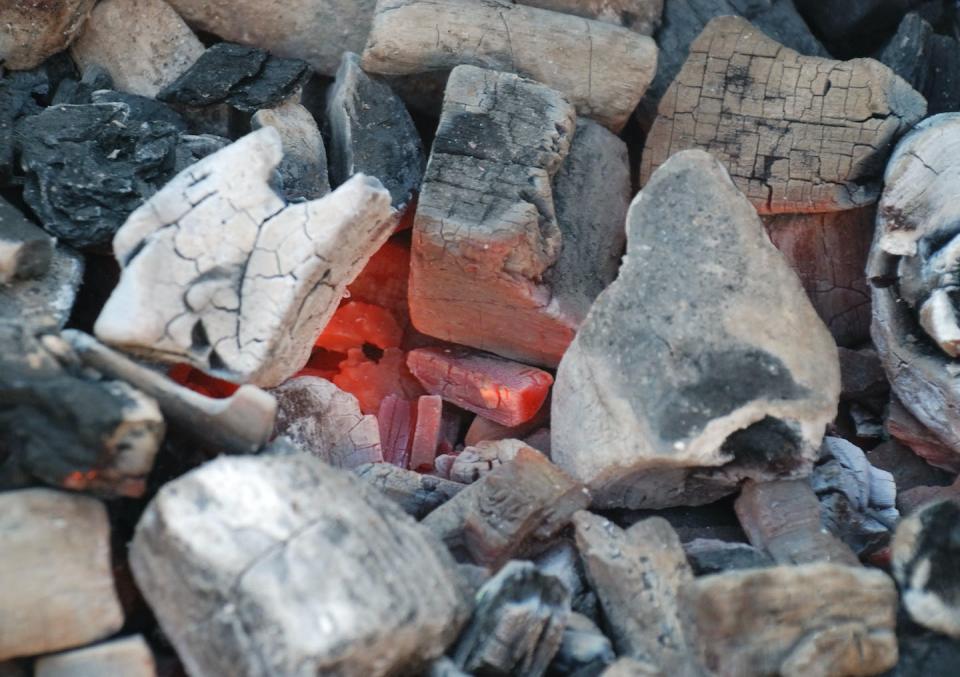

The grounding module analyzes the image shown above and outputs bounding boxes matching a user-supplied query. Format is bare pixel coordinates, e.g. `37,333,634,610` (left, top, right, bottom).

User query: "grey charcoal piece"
682,539,773,575
252,101,330,201
0,244,82,329
354,463,465,519
0,196,53,284
34,635,156,677
549,612,616,677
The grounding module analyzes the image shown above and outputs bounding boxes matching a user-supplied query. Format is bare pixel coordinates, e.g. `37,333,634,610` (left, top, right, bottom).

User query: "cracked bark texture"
869,113,960,463
130,454,470,677
361,0,658,132
409,65,577,367
552,150,839,509
641,16,926,215
680,563,899,676
95,127,394,388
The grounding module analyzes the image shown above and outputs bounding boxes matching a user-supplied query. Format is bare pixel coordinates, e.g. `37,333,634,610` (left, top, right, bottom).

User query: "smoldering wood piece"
893,500,960,638
94,127,394,388
0,324,164,499
408,65,578,367
361,0,658,132
518,0,663,34
552,150,840,509
680,563,899,677
326,52,424,210
452,560,571,677
0,0,96,71
271,376,382,468
641,16,926,215
572,512,697,674
34,635,156,677
0,196,53,284
130,454,470,677
70,0,205,98
887,396,960,473
251,101,330,201
0,489,124,661
63,329,275,455
378,395,416,468
465,399,550,447
449,439,534,485
422,447,590,569
410,395,444,471
408,347,554,426
682,538,773,575
549,612,616,677
763,206,875,347
734,479,861,566
869,113,960,466
534,541,598,619
353,463,465,519
0,244,82,329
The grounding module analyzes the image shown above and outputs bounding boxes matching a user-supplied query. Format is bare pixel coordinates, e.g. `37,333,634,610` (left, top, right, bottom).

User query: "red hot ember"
407,347,553,427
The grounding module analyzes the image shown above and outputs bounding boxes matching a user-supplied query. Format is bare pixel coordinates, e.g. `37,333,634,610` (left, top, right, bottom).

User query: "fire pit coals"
251,101,330,201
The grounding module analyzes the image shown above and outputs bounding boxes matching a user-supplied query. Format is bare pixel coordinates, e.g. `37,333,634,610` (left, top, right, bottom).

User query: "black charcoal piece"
683,538,774,575
880,12,933,91
0,70,48,183
90,90,188,130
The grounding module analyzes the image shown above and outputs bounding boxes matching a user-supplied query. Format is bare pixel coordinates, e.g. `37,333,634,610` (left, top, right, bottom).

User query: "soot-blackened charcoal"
0,69,48,184
252,101,330,201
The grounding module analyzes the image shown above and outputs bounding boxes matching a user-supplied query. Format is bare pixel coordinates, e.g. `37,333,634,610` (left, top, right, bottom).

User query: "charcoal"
683,539,773,575
0,68,49,183
51,66,113,105
925,34,960,115
518,0,662,34
0,488,123,660
157,42,310,113
94,128,394,387
423,446,591,569
839,346,890,401
534,541,599,619
427,658,471,677
326,52,423,210
880,12,934,90
794,0,923,54
573,512,698,673
173,133,231,172
16,102,181,250
552,150,840,509
130,454,470,676
378,395,417,468
450,439,533,485
362,0,658,131
642,16,926,215
465,402,551,447
867,440,954,495
681,563,899,676
893,500,960,638
354,462,465,519
410,395,444,471
0,0,96,71
0,196,53,283
452,561,571,677
34,636,155,677
89,89,188,129
735,479,861,565
599,659,661,676
887,397,960,473
252,101,330,201
0,244,83,328
548,612,615,677
898,478,960,514
889,623,960,676
70,0,205,97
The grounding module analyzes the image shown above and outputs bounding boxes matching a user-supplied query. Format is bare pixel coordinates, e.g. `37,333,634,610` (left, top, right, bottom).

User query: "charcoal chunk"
683,538,773,575
0,196,53,283
0,69,49,183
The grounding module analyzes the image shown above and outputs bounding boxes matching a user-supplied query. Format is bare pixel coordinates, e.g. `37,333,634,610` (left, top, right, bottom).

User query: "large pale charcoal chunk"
869,113,960,462
680,563,899,676
326,52,423,210
94,127,393,387
410,65,577,367
552,150,839,509
0,0,96,70
361,0,658,132
130,454,470,677
641,16,926,215
0,489,123,660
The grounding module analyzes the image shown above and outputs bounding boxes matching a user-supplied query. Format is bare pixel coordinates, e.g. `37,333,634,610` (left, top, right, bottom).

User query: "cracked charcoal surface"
94,127,394,388
326,52,424,210
157,42,310,113
641,16,927,215
16,101,183,250
552,150,840,509
130,454,470,677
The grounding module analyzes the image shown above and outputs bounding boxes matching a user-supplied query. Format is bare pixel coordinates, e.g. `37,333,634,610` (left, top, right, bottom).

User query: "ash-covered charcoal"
638,0,827,125
157,42,310,113
680,563,899,676
70,0,205,98
735,479,861,566
449,439,534,485
94,128,394,387
353,462,465,519
0,196,53,284
326,52,423,210
271,376,382,468
423,446,591,569
893,500,960,638
33,635,155,677
130,454,470,677
682,539,773,576
534,541,598,619
452,560,571,677
573,513,697,673
0,0,96,71
0,488,123,661
0,68,49,183
552,150,840,509
16,101,182,250
880,13,960,116
465,405,550,448
362,0,658,132
173,133,231,172
0,324,164,499
252,101,330,201
641,16,926,215
518,0,663,34
548,612,615,677
0,244,83,329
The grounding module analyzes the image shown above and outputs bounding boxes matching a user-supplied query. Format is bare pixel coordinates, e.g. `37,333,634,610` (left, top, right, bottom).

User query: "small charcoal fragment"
354,462,465,519
0,197,53,284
